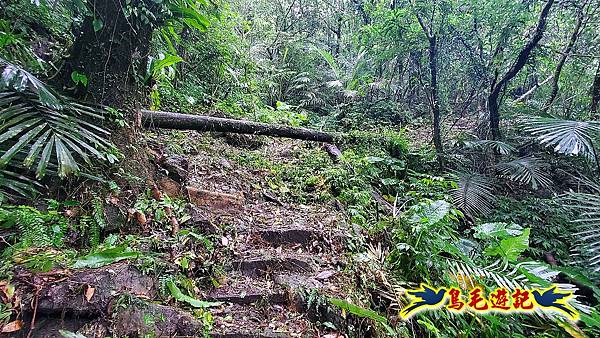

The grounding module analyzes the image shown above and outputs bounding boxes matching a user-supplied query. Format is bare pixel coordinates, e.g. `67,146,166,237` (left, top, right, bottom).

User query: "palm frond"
524,117,600,159
0,59,113,187
452,259,593,316
496,157,553,190
0,169,40,200
449,173,496,217
463,140,516,155
565,192,600,274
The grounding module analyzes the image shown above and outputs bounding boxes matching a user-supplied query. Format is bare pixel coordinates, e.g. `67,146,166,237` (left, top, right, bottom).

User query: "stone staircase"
172,140,351,337
203,205,348,337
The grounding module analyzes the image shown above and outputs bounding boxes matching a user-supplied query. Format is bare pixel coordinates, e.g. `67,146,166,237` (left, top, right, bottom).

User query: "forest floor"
13,131,368,337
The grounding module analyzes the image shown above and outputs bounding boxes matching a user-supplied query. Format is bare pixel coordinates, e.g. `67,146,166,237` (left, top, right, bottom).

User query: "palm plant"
566,185,600,275
0,58,114,197
463,139,516,156
496,157,553,190
524,117,600,160
449,172,496,217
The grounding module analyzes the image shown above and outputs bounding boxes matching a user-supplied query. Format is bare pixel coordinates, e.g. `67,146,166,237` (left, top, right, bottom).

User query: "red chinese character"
489,288,511,310
468,287,489,311
512,289,534,310
447,288,465,311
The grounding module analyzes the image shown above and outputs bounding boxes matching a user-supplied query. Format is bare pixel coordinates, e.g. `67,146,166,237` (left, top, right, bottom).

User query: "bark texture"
592,61,600,117
56,0,155,108
142,110,337,143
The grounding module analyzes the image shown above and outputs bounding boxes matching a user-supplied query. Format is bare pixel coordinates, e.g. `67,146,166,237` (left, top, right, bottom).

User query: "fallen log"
141,109,337,143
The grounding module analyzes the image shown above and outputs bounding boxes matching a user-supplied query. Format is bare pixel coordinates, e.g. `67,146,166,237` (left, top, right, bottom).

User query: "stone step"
210,304,313,337
231,255,315,277
207,274,288,305
258,228,315,245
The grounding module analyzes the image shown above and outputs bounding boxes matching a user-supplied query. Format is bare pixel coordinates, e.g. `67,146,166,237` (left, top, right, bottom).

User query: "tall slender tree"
414,2,444,166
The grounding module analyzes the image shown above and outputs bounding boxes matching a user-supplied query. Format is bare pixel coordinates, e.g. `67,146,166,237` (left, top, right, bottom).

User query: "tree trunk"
55,0,155,109
415,11,444,166
592,61,600,117
141,110,337,143
487,0,555,140
428,37,444,162
545,3,585,110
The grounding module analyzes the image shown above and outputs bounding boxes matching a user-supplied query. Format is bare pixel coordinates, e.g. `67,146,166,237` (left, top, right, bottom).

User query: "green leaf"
329,298,387,323
151,55,183,77
473,222,523,240
166,280,222,308
72,246,139,269
484,228,530,261
92,18,103,32
409,200,451,226
70,71,88,87
329,298,395,335
59,330,87,338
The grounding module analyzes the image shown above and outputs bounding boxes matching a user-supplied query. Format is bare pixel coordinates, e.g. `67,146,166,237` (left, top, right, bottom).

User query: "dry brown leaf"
135,211,147,225
1,320,23,333
151,184,163,201
0,281,13,303
84,285,95,302
108,195,120,205
63,209,78,218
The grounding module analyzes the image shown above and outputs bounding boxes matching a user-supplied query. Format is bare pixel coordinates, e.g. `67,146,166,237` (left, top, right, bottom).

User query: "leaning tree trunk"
487,0,555,140
55,0,155,109
545,2,585,110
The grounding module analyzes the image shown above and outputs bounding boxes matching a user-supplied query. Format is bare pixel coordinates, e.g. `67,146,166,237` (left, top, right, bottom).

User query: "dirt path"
182,135,353,336
13,133,366,337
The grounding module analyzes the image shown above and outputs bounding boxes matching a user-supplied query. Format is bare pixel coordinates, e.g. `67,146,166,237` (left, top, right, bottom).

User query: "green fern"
565,191,600,275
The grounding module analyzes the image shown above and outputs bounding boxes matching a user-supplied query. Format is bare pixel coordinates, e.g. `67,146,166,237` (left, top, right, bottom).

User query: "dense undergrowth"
1,0,600,337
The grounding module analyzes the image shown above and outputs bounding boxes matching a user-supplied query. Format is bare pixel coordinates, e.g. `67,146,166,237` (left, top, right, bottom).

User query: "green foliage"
0,59,117,198
0,204,73,273
496,157,553,190
566,190,600,277
328,298,395,335
484,228,530,262
0,205,67,248
487,197,575,261
525,117,600,159
72,245,139,269
449,172,496,217
133,189,190,229
166,279,222,308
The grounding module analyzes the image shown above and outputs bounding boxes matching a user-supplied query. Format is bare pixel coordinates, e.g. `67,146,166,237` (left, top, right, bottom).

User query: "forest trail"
16,132,359,337
178,134,353,336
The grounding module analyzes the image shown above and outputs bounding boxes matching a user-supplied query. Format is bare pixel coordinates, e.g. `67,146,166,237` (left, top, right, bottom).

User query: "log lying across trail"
141,109,337,143
141,109,397,215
